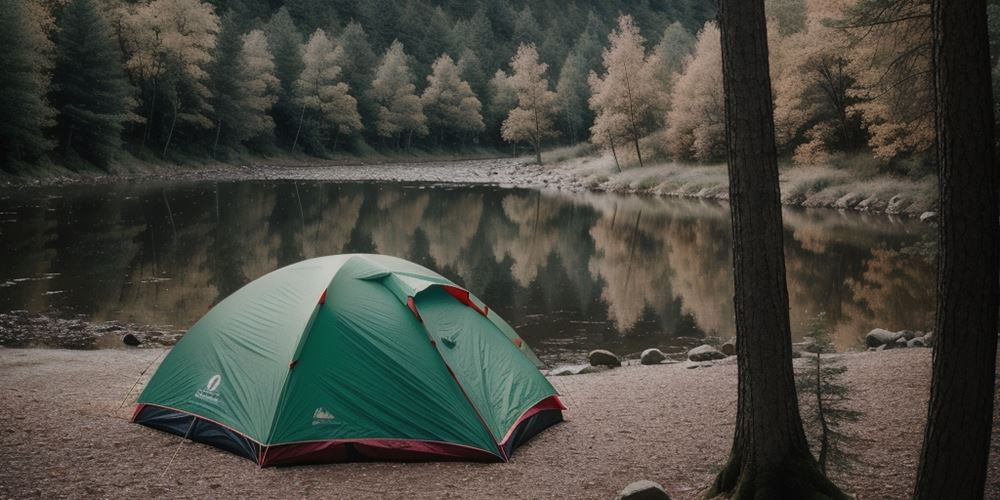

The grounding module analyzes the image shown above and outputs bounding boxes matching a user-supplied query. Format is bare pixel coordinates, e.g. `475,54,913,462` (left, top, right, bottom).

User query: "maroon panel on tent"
260,438,501,466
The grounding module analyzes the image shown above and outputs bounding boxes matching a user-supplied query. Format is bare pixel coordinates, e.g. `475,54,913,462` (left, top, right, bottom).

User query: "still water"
0,181,935,364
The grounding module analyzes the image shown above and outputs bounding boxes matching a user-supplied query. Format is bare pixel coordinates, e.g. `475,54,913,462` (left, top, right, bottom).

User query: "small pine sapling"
796,313,863,474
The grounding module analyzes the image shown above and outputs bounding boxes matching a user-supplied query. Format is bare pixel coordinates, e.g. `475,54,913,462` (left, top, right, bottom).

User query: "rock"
920,211,938,222
617,480,671,500
587,349,621,368
887,194,909,214
122,333,141,346
899,330,918,340
688,344,726,362
865,328,902,348
720,338,736,356
908,338,927,348
893,337,909,348
921,331,936,346
835,192,864,209
640,348,666,365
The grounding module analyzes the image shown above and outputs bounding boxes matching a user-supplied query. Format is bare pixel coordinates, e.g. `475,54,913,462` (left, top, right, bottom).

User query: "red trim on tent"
498,395,567,447
441,286,488,316
260,438,500,466
406,296,422,322
130,403,146,422
318,290,327,305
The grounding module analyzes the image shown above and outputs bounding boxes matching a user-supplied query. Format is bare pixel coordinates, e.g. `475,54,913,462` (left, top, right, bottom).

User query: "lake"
0,180,935,364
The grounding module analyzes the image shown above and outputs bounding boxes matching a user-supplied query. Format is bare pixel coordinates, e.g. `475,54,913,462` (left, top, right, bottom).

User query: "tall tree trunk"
141,78,157,151
212,120,223,160
162,100,178,159
708,0,846,497
622,67,644,168
608,134,622,173
291,105,306,152
914,0,1000,497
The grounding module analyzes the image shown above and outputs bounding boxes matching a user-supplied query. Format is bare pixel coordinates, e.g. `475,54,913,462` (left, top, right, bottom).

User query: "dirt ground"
1,347,997,499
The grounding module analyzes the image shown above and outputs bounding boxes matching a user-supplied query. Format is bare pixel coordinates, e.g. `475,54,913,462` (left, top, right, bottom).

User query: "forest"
1,0,998,175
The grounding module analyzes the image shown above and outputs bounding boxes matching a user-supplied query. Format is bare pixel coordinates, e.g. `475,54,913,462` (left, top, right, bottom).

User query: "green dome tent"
132,254,564,466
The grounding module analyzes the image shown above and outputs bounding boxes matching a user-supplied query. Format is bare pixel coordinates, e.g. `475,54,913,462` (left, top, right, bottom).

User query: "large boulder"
617,480,671,500
688,344,726,362
640,348,667,365
865,328,902,348
588,349,621,368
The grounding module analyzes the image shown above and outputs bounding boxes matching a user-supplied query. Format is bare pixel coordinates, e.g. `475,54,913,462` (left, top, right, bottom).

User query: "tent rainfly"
133,254,564,466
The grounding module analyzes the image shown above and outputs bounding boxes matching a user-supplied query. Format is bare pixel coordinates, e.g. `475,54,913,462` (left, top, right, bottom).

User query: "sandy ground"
2,347,997,499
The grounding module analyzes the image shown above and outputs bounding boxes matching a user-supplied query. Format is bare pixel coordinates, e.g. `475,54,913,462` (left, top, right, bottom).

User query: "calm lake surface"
0,180,935,364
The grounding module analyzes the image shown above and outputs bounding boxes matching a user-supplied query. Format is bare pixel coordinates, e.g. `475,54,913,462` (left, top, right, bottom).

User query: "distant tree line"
0,0,711,172
2,0,998,173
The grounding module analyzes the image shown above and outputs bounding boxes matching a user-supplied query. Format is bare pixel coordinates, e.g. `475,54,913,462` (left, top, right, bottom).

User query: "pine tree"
52,0,134,168
421,54,484,146
501,44,558,164
265,7,304,149
555,49,590,144
795,313,862,475
337,21,378,142
371,40,427,147
293,29,362,153
0,0,56,168
646,21,695,119
208,11,245,157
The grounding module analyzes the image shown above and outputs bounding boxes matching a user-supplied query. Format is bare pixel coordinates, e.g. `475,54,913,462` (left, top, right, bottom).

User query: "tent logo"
312,407,336,426
195,374,222,403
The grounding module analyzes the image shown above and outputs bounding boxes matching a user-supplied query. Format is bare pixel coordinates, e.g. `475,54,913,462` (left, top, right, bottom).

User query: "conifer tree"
501,44,558,164
795,313,862,475
293,29,361,153
421,54,484,145
337,21,378,142
265,7,304,149
371,40,427,147
0,0,56,168
53,0,134,168
555,50,590,144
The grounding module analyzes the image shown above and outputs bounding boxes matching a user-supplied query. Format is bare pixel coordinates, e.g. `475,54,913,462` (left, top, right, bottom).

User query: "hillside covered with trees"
1,0,997,175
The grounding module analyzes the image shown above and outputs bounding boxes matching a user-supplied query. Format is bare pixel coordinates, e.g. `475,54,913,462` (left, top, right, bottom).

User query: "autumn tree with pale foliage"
237,30,281,142
122,0,219,158
421,54,484,145
664,22,725,162
293,29,362,152
371,40,427,148
501,44,558,165
588,15,658,168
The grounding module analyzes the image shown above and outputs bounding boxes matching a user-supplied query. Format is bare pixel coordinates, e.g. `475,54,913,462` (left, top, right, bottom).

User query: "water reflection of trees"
0,182,935,356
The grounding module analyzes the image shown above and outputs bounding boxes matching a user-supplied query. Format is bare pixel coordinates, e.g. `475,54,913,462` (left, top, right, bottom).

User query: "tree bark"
914,0,1000,497
708,0,847,497
291,105,306,152
162,100,177,159
609,135,622,173
212,120,223,160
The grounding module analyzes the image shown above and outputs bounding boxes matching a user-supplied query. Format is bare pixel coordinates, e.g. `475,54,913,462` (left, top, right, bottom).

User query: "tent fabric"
133,254,563,466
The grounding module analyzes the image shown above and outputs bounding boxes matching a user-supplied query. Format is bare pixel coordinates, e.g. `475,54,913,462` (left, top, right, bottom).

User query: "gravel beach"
1,347,996,499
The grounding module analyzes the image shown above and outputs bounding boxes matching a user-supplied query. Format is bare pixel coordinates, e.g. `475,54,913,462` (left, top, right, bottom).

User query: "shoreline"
1,346,996,499
1,155,937,219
